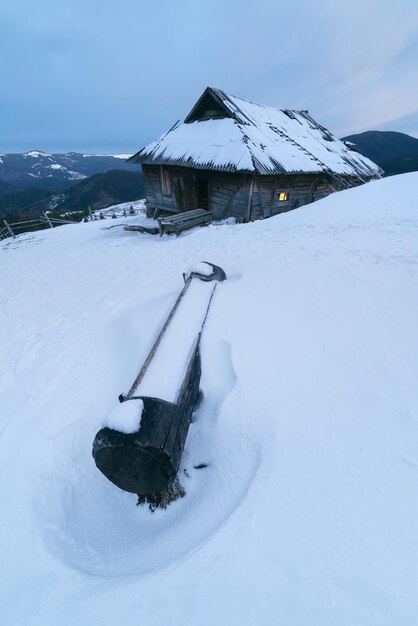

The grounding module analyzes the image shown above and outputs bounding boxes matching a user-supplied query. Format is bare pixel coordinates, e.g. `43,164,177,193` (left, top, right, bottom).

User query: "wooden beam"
268,175,278,217
125,276,194,399
245,178,254,222
3,220,15,238
43,212,54,228
307,176,318,203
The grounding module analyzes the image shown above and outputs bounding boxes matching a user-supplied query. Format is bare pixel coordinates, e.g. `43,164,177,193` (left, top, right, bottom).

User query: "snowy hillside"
1,174,418,625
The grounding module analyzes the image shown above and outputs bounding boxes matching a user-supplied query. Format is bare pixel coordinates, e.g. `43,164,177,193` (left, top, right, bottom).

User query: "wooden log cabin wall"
130,87,381,223
142,165,349,222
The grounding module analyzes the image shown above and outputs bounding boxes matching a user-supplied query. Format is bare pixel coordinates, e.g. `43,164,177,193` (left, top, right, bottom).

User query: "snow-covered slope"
1,174,418,625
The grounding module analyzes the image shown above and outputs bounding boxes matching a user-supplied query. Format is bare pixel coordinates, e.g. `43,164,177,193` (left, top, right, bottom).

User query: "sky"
1,0,418,154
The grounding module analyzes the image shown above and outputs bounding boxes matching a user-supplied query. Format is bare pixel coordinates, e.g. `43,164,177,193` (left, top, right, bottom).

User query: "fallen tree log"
92,262,226,496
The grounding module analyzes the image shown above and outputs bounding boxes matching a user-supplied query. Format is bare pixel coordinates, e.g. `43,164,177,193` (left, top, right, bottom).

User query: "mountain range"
342,131,418,176
0,151,143,220
0,170,144,221
0,151,136,191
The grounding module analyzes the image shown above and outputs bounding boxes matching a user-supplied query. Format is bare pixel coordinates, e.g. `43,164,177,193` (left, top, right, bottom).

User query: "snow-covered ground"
93,198,147,218
1,174,418,625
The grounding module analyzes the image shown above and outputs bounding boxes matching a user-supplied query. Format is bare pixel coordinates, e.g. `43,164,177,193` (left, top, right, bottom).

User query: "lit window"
161,167,171,196
278,192,289,202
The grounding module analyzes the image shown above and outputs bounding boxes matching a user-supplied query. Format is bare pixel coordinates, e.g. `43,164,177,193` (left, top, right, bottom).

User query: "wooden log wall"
142,165,163,212
142,164,353,223
143,165,251,220
210,173,338,221
250,174,340,219
206,172,249,220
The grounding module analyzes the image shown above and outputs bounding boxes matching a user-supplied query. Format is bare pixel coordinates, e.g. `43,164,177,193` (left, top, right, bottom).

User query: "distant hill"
0,170,144,221
57,169,145,213
0,188,52,219
342,131,418,176
0,150,137,191
0,179,16,195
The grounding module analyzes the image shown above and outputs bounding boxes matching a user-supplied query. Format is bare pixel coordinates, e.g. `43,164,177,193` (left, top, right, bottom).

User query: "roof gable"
184,87,234,123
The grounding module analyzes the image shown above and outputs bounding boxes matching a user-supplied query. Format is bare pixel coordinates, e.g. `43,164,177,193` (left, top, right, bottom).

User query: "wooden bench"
157,209,212,236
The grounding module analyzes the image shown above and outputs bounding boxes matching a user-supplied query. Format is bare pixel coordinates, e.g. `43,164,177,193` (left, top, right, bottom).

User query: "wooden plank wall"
142,165,163,212
206,172,249,220
143,167,252,220
143,165,345,222
252,174,338,219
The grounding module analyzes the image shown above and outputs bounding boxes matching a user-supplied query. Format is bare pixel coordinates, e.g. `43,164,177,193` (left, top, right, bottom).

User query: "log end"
92,428,176,495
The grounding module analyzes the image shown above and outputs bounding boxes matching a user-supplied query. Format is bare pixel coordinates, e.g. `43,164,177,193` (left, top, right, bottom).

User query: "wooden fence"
0,213,77,241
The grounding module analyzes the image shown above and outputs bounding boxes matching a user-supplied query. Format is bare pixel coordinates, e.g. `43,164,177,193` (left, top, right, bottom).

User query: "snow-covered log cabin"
128,87,381,222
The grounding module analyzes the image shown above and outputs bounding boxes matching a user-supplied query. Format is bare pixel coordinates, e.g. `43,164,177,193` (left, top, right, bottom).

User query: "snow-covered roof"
129,87,381,179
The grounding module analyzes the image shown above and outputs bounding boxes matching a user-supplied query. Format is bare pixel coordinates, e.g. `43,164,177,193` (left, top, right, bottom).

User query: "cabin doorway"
173,174,196,212
196,177,209,210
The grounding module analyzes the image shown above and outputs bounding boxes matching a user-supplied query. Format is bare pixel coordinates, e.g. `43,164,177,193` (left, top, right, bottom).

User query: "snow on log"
92,262,226,496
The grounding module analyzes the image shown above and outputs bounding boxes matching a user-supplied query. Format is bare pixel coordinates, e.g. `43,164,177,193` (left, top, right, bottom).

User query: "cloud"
0,0,417,151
